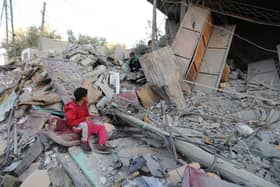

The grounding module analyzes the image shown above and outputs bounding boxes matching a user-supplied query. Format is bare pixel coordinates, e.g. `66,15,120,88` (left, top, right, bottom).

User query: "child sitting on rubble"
64,87,111,154
127,52,141,72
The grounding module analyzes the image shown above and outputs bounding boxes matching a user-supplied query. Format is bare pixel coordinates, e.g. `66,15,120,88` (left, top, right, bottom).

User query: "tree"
134,40,147,55
77,34,107,46
107,42,127,56
66,30,107,46
1,25,62,57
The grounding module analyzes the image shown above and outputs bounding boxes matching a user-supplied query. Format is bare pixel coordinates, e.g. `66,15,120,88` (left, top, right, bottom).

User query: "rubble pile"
0,4,280,186
0,40,279,187
144,90,280,185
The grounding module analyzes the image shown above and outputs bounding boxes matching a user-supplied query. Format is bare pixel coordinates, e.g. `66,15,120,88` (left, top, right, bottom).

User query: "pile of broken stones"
0,43,279,187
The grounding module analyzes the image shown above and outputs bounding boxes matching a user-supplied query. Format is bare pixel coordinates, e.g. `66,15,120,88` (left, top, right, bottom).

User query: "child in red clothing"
64,87,110,153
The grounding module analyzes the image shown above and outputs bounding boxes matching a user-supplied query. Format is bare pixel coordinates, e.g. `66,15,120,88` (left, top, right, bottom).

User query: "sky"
0,0,166,47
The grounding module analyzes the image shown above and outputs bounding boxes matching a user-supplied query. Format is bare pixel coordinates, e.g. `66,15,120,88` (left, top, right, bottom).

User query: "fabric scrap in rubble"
19,110,80,147
182,166,242,187
0,91,16,122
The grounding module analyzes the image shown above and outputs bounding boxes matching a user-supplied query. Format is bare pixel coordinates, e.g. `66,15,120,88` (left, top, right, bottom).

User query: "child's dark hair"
74,87,88,102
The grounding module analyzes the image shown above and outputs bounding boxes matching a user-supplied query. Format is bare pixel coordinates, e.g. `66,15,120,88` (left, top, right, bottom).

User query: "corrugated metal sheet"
194,25,236,93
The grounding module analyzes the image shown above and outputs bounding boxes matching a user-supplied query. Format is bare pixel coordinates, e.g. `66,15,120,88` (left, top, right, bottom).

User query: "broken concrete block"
236,123,254,137
70,53,82,63
167,164,187,184
97,82,114,98
136,84,160,109
140,46,186,109
79,58,93,66
96,96,111,109
1,174,22,187
18,162,40,181
48,50,56,57
109,71,120,94
89,55,98,62
13,139,43,176
81,80,102,104
20,170,50,187
48,167,73,187
85,65,107,81
89,104,99,115
95,46,107,61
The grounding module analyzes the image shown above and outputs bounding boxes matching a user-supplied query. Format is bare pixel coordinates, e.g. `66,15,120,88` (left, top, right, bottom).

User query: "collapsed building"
0,1,280,187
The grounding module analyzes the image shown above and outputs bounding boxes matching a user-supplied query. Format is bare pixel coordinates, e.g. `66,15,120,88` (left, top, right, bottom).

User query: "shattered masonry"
0,3,280,187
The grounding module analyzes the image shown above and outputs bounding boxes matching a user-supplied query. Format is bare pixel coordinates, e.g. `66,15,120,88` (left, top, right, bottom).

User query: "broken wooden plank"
136,84,160,109
13,139,43,176
113,110,278,187
186,15,213,81
221,64,230,82
57,154,92,187
172,5,211,79
140,46,186,109
194,25,236,93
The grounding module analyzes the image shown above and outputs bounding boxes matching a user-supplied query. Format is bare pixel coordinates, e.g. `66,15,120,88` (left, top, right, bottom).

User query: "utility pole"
3,0,16,61
9,0,16,61
4,0,8,45
39,2,46,50
152,0,157,51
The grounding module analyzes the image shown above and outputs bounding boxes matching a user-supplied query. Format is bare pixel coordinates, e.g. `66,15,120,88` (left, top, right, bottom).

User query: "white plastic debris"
236,123,254,136
99,176,106,184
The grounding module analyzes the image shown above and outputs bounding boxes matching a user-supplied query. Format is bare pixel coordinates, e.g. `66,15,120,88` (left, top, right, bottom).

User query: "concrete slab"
20,170,50,187
247,59,280,89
